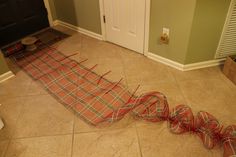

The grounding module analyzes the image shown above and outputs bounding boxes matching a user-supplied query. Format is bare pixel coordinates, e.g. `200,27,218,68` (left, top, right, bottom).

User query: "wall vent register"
216,0,236,58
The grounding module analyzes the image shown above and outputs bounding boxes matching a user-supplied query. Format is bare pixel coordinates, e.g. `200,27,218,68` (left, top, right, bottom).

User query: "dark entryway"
0,0,49,47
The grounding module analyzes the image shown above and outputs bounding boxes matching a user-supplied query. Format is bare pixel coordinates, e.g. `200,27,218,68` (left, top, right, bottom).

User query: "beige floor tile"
53,25,77,36
71,52,127,86
0,140,9,157
225,95,236,111
74,114,135,133
137,122,222,157
97,58,124,69
13,95,74,138
81,45,120,64
55,34,83,56
177,78,235,125
95,42,122,58
0,96,25,140
81,35,102,49
5,135,72,157
70,56,127,84
26,81,47,96
124,58,175,86
72,128,141,157
94,65,127,85
119,47,144,61
77,50,123,74
0,71,32,97
220,73,236,93
81,37,121,59
135,119,164,128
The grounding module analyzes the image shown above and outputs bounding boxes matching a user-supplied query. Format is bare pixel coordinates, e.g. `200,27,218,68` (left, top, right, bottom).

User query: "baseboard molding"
53,20,103,40
147,52,226,71
53,20,78,31
147,52,184,71
52,21,225,71
183,58,226,71
0,71,14,83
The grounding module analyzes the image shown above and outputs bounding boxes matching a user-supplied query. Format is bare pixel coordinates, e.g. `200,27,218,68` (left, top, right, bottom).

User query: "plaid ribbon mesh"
168,105,194,134
131,92,169,122
10,45,236,157
194,111,223,149
222,125,236,157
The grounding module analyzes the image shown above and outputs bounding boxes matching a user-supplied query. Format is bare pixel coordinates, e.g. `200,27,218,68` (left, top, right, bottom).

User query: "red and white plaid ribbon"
10,44,236,157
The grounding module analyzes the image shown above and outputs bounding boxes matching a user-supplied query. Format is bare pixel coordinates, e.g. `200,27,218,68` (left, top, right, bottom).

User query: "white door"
103,0,146,54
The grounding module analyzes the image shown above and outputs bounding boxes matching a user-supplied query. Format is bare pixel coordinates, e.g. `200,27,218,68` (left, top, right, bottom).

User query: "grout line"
0,93,50,100
2,95,38,156
73,124,135,135
134,123,143,157
6,96,28,140
2,139,11,157
168,68,189,106
218,72,236,91
70,116,76,157
119,48,130,89
10,133,73,140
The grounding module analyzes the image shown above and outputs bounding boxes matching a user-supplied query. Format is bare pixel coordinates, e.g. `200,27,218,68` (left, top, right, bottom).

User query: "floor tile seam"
10,133,73,141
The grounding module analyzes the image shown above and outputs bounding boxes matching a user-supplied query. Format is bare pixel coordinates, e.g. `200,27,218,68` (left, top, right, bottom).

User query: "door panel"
111,0,120,31
0,1,16,28
127,0,137,36
104,0,145,53
0,0,49,47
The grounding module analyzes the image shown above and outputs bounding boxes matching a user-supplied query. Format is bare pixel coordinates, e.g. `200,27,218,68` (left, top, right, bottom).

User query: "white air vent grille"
216,0,236,58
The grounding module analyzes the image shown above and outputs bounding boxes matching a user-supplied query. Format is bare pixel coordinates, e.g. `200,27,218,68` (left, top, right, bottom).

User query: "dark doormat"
1,28,70,57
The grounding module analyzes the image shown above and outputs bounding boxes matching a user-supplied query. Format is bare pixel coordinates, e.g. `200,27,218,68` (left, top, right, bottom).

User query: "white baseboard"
147,52,226,71
147,52,184,71
52,21,225,71
53,20,103,40
53,20,78,32
0,71,14,83
183,58,226,71
79,27,103,41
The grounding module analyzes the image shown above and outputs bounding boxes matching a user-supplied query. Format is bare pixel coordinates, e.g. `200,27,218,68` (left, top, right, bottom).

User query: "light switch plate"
163,28,170,36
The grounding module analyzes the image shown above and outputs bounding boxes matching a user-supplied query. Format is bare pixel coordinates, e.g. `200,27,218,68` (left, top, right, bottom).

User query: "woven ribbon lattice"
11,45,236,157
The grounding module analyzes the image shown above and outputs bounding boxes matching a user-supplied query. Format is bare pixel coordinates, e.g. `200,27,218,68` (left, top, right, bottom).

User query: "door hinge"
103,15,106,23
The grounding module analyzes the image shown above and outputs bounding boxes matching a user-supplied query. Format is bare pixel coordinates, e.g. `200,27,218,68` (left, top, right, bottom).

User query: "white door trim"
99,0,106,40
43,0,54,26
144,0,151,56
99,0,151,55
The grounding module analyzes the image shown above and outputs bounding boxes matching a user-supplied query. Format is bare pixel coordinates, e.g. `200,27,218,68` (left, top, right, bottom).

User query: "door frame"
99,0,151,56
43,0,54,26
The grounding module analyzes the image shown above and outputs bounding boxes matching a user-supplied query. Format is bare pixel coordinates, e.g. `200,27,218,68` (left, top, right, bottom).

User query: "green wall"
53,0,78,25
49,0,231,64
51,0,101,34
75,0,101,34
185,0,231,64
0,53,9,75
149,0,196,64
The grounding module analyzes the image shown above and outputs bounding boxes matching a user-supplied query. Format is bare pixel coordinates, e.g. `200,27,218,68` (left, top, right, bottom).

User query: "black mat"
1,28,70,57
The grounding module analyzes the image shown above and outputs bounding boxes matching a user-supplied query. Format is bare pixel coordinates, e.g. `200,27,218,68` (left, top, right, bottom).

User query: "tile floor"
0,25,235,157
